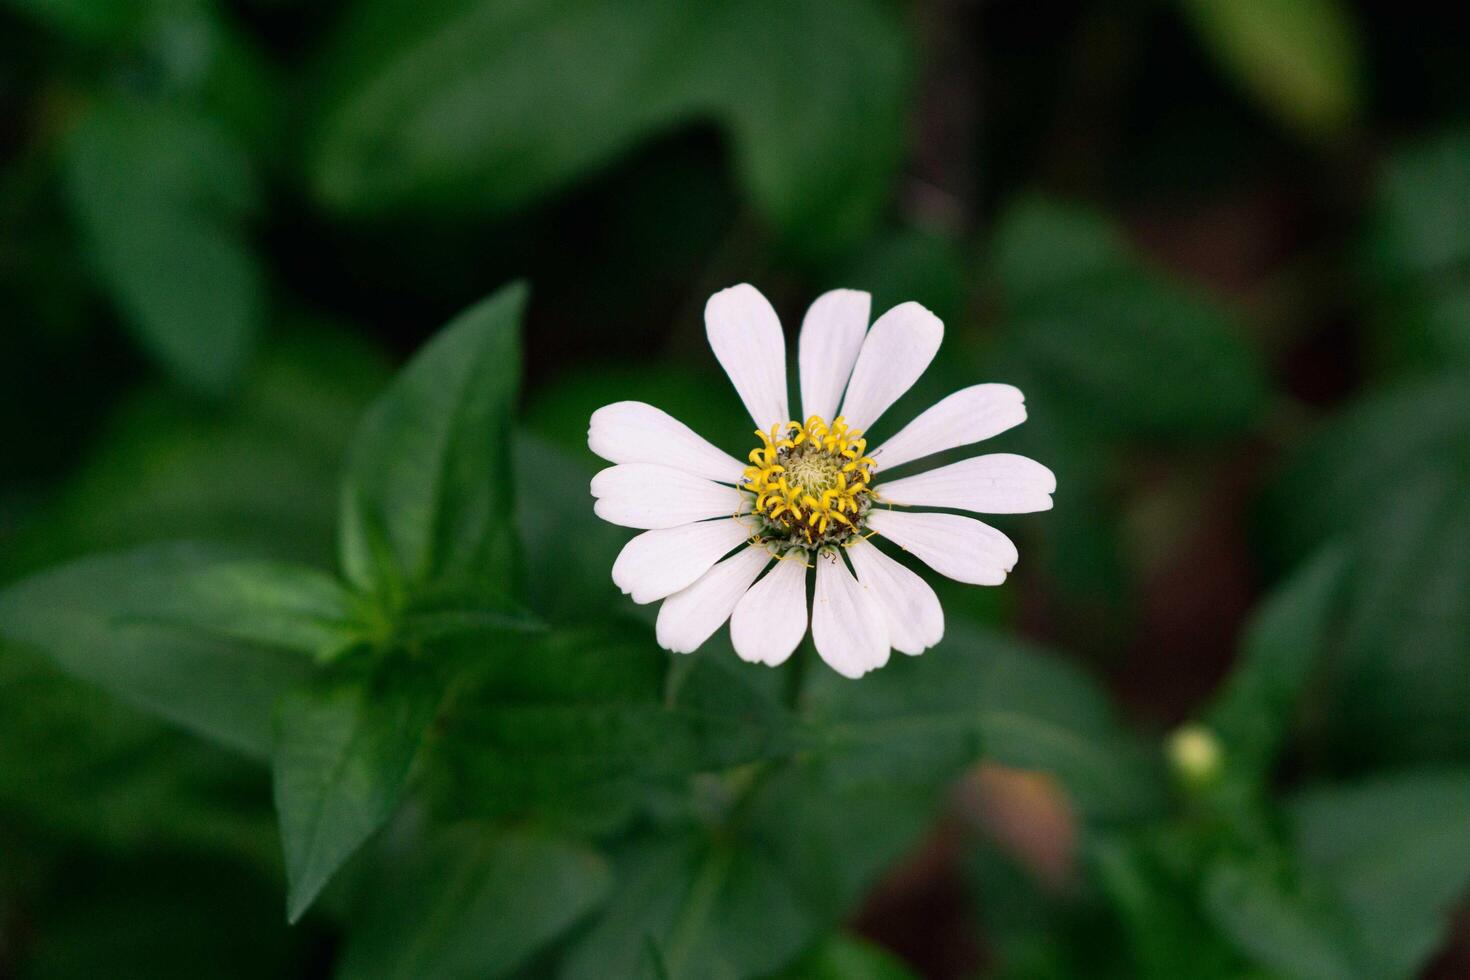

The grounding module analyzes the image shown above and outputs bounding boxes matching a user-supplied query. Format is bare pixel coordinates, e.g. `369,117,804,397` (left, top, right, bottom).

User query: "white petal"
798,289,870,422
589,401,745,483
811,552,890,678
869,384,1027,471
705,284,790,429
656,545,771,654
591,464,748,529
846,538,944,655
730,555,809,666
877,453,1056,514
837,301,943,433
612,517,753,604
866,510,1018,586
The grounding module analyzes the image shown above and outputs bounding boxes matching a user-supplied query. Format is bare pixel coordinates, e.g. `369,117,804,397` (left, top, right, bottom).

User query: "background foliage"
2,1,1469,977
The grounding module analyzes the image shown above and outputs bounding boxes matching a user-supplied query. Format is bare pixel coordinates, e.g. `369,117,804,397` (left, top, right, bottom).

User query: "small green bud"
1167,724,1224,789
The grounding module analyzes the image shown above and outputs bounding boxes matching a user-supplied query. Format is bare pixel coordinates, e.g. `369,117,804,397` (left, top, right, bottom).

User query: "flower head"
589,284,1054,678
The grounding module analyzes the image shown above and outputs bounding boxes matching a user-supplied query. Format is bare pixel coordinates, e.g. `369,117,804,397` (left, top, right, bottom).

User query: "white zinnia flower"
588,284,1054,679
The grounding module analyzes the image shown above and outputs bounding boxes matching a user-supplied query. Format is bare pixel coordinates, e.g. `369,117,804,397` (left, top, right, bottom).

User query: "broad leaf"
339,282,525,601
561,756,939,980
431,624,797,832
514,433,631,625
0,644,278,862
1178,0,1361,138
139,559,368,661
0,327,390,580
991,199,1268,440
272,666,443,922
1267,379,1470,766
1266,372,1470,565
63,98,262,394
1201,861,1362,980
307,0,908,255
338,826,610,980
0,542,311,758
1089,834,1246,980
1291,771,1470,979
1204,545,1350,779
805,624,1164,821
777,937,919,980
1366,129,1470,371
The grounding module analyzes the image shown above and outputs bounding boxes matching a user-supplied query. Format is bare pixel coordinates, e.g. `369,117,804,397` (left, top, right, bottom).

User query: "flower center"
742,415,876,550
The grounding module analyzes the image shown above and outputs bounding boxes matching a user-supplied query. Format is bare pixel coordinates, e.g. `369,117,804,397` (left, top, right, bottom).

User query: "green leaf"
431,624,797,832
1371,129,1470,285
62,98,262,394
1,325,389,579
1203,545,1350,780
307,0,908,255
776,937,918,980
1266,372,1470,564
991,198,1268,439
1178,0,1361,138
1366,129,1470,371
0,542,311,758
513,433,632,625
989,197,1132,302
1266,375,1470,766
337,826,610,980
805,624,1164,822
0,644,278,862
272,665,443,922
1201,861,1362,980
1089,835,1245,980
139,559,368,661
339,282,525,601
1291,771,1470,979
562,756,939,980
1329,469,1470,764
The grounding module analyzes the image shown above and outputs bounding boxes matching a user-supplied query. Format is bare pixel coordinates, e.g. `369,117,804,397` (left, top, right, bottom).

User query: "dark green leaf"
1178,0,1361,137
272,666,443,921
431,624,797,831
0,643,278,862
989,198,1132,303
1201,861,1362,980
340,282,525,601
805,624,1164,821
1089,835,1245,980
514,433,632,625
1,326,389,579
1204,545,1350,779
1327,470,1470,764
1372,130,1470,283
62,98,262,394
1367,129,1470,371
1266,376,1470,766
138,559,368,661
991,198,1268,439
337,825,610,980
830,230,968,328
1265,372,1470,564
1291,771,1470,979
308,0,908,255
562,755,938,980
776,936,919,980
0,542,311,758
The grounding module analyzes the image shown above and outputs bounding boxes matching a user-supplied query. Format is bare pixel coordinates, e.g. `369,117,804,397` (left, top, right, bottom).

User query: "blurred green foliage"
3,1,1470,978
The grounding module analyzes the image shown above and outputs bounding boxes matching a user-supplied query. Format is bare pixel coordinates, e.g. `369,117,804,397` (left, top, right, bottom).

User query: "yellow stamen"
740,414,877,549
